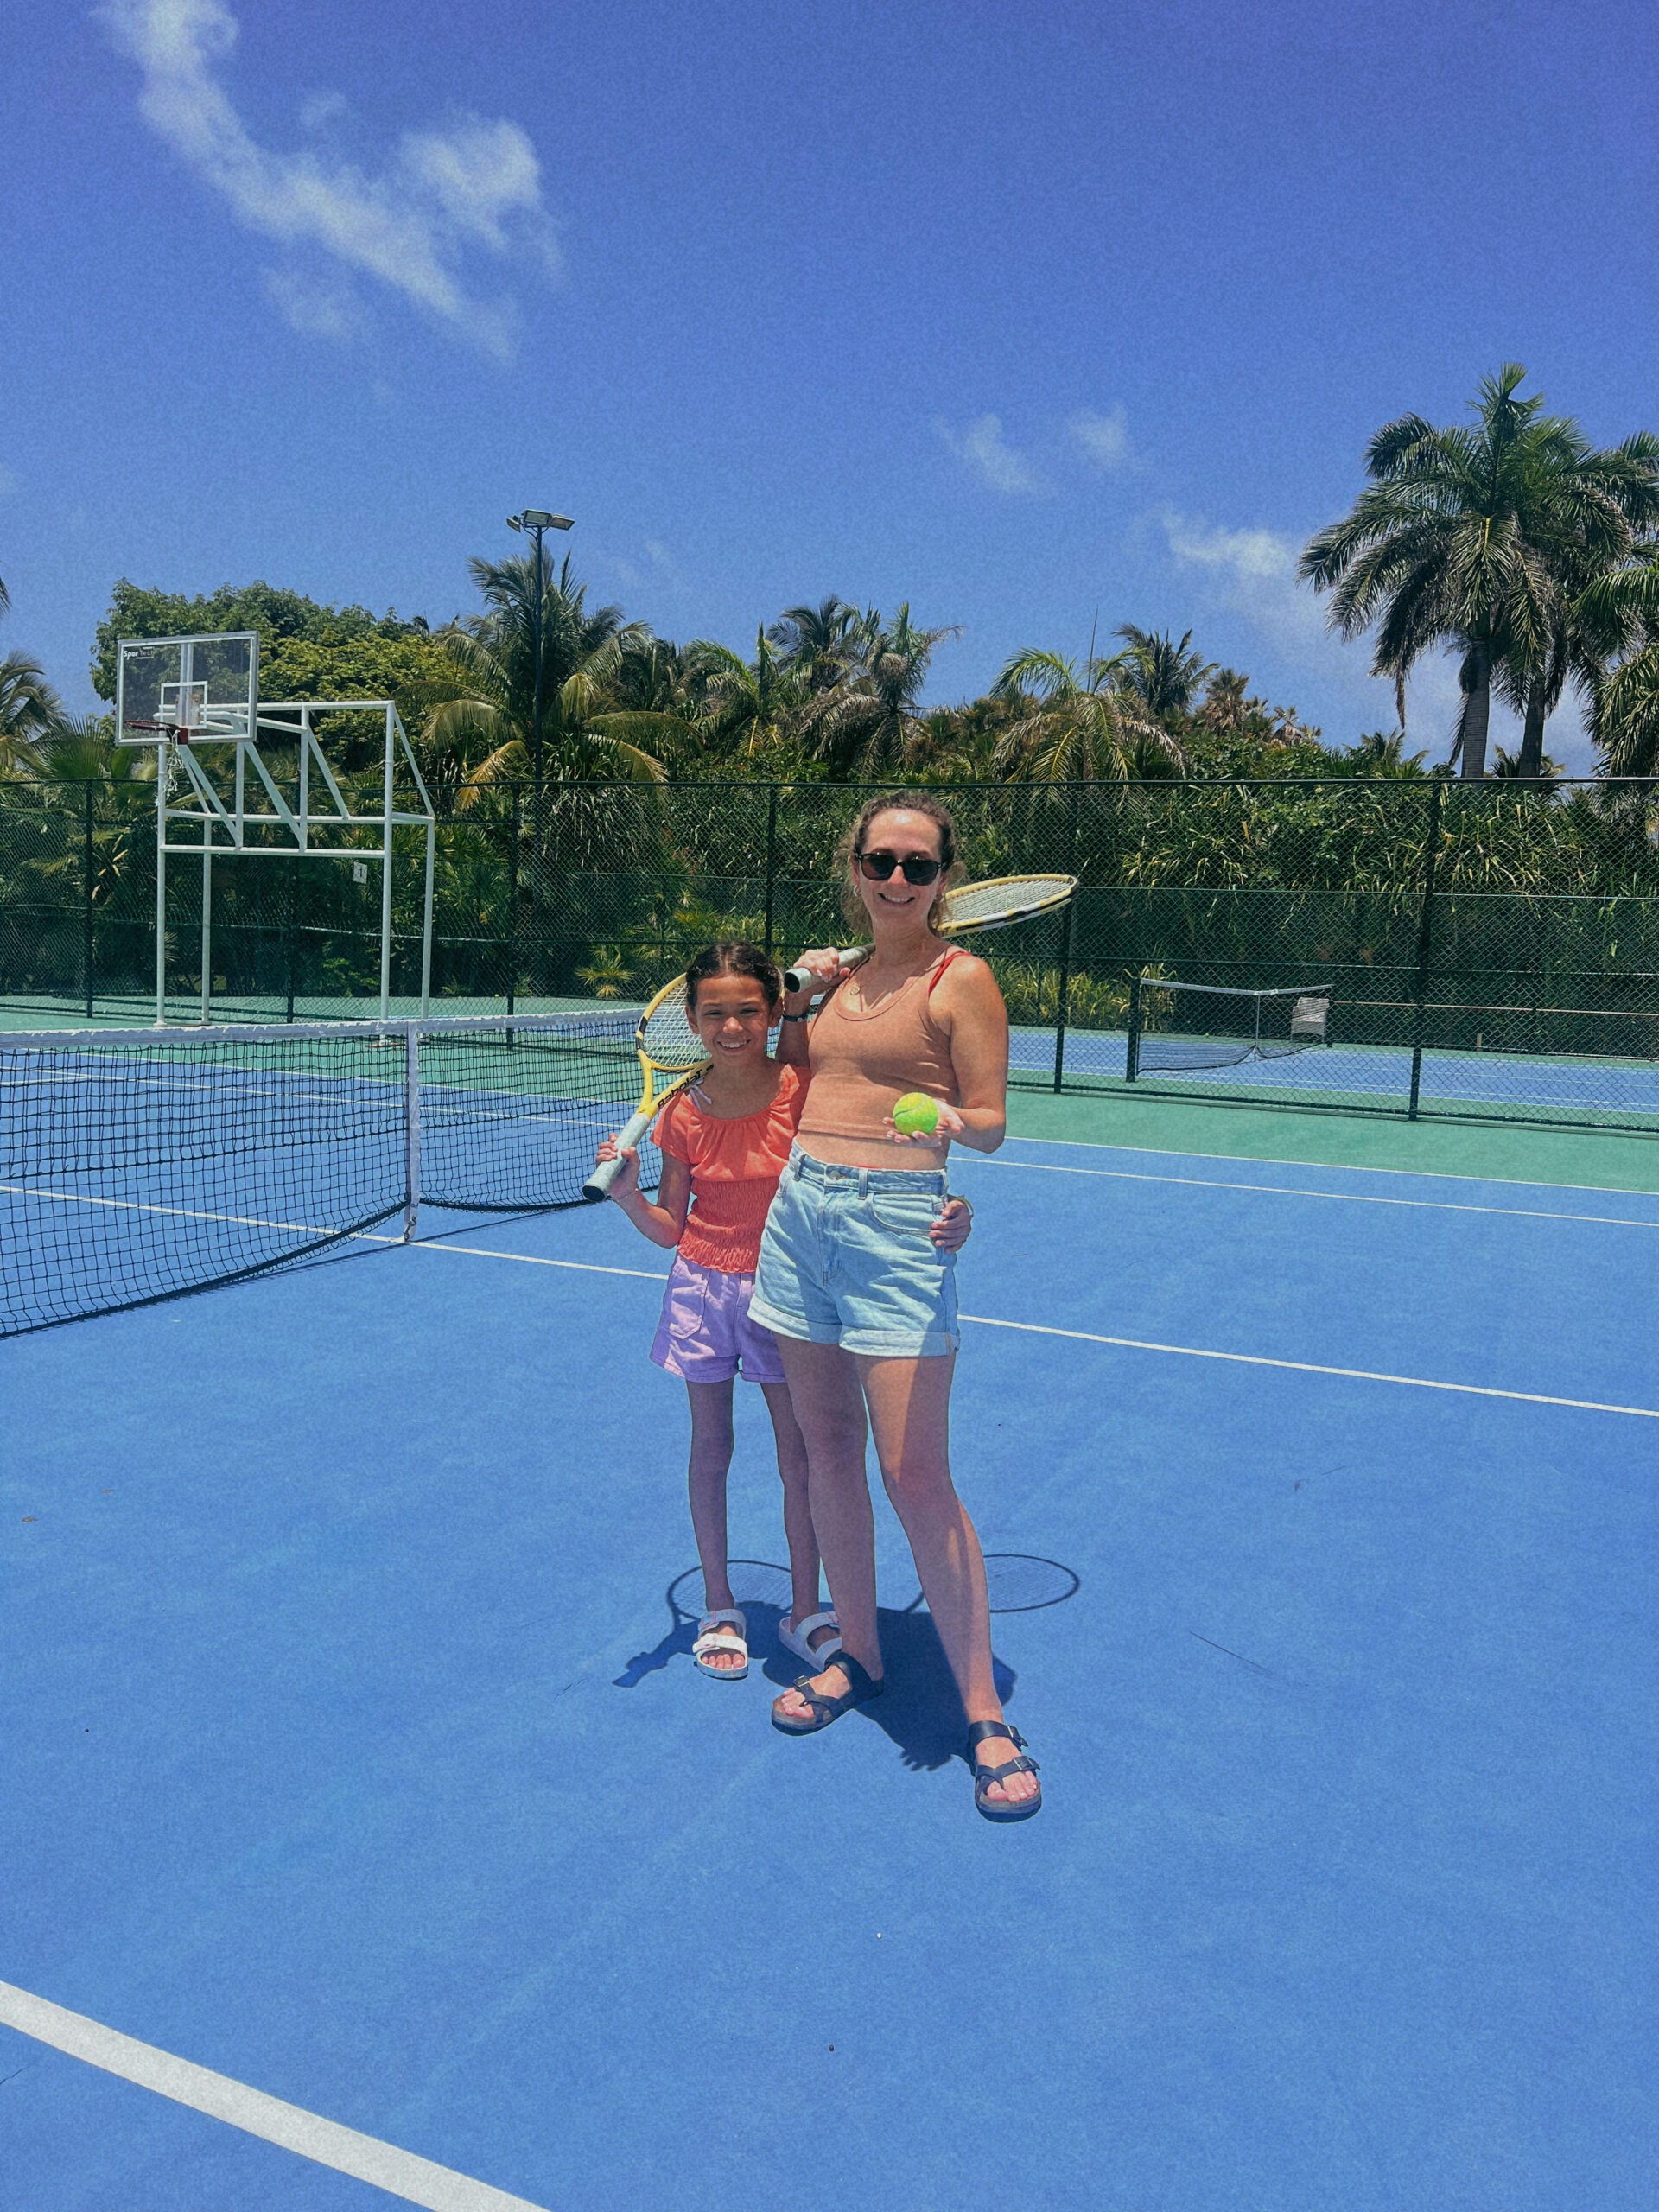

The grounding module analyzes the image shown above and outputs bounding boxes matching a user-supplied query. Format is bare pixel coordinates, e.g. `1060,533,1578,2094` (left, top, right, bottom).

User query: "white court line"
957,1154,1659,1231
1006,1128,1659,1200
0,1980,552,2212
957,1313,1659,1421
402,1243,1659,1421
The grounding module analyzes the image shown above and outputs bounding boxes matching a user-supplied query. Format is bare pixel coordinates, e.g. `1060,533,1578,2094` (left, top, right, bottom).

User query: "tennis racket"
581,976,709,1200
782,873,1078,995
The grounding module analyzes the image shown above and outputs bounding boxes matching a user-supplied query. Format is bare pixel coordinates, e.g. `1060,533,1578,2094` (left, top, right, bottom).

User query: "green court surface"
1007,1084,1659,1194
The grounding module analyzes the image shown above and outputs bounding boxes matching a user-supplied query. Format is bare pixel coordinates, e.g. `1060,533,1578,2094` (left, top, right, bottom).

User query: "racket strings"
939,874,1077,928
637,988,706,1071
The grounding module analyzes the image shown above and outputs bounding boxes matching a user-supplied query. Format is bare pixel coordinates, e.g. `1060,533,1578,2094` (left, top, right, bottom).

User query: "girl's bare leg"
856,1351,1038,1808
685,1379,743,1670
759,1378,836,1652
771,1338,881,1720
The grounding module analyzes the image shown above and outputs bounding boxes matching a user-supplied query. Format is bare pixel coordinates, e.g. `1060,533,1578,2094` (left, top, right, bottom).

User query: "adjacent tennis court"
3,1077,1654,2210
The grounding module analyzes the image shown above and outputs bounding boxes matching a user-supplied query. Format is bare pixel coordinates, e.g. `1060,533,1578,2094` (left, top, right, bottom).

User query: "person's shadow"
614,1554,1079,1775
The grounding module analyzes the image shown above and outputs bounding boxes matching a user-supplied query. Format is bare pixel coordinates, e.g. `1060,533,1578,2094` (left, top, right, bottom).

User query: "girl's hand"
930,1195,974,1249
781,947,843,1019
594,1136,639,1198
886,1101,965,1145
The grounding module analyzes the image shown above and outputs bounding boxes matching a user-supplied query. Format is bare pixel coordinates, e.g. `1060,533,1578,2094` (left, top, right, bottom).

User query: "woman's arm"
596,1145,691,1248
889,952,1008,1154
773,948,842,1069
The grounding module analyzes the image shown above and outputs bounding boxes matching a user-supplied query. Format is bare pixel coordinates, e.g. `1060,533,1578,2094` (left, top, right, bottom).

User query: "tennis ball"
892,1090,940,1136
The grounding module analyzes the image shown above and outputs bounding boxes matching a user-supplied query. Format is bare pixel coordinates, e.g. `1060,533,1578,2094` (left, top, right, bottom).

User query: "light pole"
506,510,574,796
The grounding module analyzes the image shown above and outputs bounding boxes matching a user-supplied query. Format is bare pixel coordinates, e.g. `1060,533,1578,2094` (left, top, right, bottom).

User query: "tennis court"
3,1069,1655,2209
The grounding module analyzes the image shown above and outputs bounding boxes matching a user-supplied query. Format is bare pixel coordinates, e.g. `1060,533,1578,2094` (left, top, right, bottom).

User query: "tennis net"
1128,977,1332,1077
0,1010,657,1337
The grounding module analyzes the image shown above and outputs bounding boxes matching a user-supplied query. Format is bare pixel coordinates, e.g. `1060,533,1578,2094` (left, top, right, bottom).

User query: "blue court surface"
3,1116,1656,2210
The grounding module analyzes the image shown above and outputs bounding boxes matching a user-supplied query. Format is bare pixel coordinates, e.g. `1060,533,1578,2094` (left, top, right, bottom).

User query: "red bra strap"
926,944,969,995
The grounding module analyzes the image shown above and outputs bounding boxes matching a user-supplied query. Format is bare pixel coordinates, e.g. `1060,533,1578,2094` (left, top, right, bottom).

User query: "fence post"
763,783,779,953
1408,778,1445,1119
1126,972,1142,1080
83,783,95,1020
507,786,520,1017
1052,894,1077,1091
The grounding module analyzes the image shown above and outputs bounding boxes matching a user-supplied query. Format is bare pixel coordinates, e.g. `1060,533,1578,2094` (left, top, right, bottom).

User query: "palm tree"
1342,729,1427,777
422,552,672,798
1113,626,1217,723
0,652,64,774
798,605,960,779
693,628,806,761
766,597,863,696
1301,365,1658,777
1580,556,1659,775
991,647,1179,782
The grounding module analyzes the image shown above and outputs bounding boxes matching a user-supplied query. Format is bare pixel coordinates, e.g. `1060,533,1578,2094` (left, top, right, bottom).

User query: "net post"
1126,971,1141,1080
403,1021,422,1242
1052,895,1077,1092
1408,779,1444,1120
82,782,95,1020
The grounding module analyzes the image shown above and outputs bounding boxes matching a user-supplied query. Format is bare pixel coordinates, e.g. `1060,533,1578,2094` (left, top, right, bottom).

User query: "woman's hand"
930,1194,974,1249
780,946,843,1019
885,1100,965,1146
594,1135,639,1200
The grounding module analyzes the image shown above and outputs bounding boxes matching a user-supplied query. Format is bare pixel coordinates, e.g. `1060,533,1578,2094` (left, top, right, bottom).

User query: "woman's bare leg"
771,1338,881,1721
856,1351,1038,1808
685,1379,743,1670
759,1378,836,1652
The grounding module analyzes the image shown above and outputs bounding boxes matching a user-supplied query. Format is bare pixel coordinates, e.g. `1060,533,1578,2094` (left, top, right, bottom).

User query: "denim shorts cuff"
841,1327,959,1358
746,1296,841,1346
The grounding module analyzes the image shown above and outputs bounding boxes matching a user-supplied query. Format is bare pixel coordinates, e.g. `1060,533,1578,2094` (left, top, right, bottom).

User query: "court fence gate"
6,771,1659,1133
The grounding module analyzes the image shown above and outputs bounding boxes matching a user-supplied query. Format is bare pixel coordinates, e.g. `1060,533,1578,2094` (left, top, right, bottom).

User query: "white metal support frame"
150,698,437,1027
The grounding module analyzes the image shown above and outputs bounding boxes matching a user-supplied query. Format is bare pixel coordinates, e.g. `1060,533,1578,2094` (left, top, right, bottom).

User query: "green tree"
423,551,674,798
1301,365,1658,778
92,579,440,701
766,597,863,695
692,628,807,765
991,647,1179,781
0,652,64,774
1580,556,1659,775
797,604,960,779
1113,626,1217,723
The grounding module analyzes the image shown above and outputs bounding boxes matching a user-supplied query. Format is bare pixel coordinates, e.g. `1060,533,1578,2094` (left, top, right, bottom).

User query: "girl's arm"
595,1142,691,1248
890,953,1009,1155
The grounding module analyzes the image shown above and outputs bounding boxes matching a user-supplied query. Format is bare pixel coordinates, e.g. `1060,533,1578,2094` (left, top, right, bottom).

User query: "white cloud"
933,413,1046,496
263,266,368,341
299,89,347,134
1068,404,1131,472
1160,510,1330,655
101,0,561,358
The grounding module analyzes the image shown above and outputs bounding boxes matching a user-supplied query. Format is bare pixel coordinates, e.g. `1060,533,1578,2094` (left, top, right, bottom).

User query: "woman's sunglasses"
855,849,944,886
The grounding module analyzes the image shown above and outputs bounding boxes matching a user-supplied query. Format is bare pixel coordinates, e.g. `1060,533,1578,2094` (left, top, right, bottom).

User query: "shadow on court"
613,1551,1080,1772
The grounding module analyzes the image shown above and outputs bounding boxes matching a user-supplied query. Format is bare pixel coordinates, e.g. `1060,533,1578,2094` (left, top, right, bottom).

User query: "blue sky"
5,0,1657,767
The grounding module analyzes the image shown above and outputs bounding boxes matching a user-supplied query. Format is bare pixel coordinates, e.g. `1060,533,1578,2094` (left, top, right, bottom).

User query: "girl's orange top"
655,1063,808,1274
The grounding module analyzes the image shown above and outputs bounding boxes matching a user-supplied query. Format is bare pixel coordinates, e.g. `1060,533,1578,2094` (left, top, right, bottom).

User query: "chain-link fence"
7,773,1659,1129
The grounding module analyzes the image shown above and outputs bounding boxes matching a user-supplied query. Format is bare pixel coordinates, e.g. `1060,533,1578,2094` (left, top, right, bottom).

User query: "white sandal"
693,1609,748,1681
778,1609,842,1668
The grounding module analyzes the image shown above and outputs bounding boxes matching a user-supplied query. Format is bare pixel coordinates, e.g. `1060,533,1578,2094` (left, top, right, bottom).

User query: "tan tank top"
797,947,964,1143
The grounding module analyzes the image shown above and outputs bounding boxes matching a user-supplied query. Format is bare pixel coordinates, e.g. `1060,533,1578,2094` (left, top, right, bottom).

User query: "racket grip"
783,945,870,995
582,1107,654,1200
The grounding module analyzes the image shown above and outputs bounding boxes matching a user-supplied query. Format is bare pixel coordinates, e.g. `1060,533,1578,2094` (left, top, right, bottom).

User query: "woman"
751,792,1041,1821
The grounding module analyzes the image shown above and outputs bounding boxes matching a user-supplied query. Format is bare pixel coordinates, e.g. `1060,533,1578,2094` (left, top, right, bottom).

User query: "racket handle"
582,1106,654,1200
783,944,872,995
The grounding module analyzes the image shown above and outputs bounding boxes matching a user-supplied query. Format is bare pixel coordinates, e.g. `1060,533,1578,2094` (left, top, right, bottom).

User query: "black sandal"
966,1720,1042,1822
771,1653,885,1735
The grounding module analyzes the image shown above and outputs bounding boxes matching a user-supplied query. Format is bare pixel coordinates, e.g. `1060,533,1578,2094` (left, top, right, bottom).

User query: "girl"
595,940,972,1681
751,796,1043,1820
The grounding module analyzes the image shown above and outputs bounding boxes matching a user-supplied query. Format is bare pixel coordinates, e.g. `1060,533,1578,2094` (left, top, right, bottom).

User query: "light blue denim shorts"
749,1146,959,1358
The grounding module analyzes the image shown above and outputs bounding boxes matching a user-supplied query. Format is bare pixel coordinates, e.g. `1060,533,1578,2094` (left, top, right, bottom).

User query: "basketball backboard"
117,632,257,744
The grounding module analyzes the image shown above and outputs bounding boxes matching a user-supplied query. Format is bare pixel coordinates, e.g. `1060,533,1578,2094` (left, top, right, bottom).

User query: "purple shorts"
650,1254,786,1386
